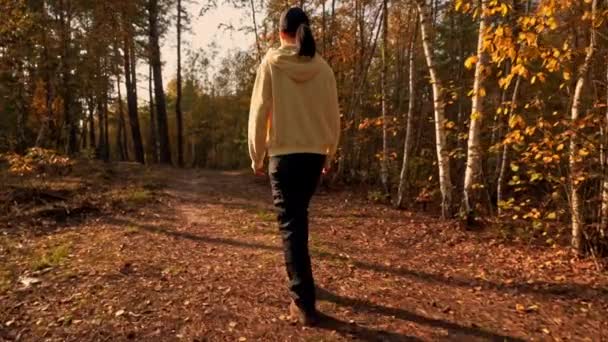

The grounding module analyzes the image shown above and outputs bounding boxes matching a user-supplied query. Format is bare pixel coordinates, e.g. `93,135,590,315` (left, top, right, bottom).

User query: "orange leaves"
464,55,478,70
509,115,526,129
518,32,537,46
2,148,74,176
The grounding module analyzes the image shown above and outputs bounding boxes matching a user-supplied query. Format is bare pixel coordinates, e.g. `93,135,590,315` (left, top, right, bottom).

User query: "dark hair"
279,7,316,58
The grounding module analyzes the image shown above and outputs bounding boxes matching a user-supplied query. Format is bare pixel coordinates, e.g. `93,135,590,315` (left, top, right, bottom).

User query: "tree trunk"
397,16,418,209
176,0,184,167
148,63,159,163
321,0,326,54
15,64,27,154
328,0,336,65
149,0,172,165
87,97,96,149
569,0,597,253
380,0,390,197
601,55,608,236
36,3,52,149
497,75,521,216
463,0,490,222
116,75,128,161
416,0,453,218
60,0,78,155
249,0,262,63
123,33,145,164
103,84,110,162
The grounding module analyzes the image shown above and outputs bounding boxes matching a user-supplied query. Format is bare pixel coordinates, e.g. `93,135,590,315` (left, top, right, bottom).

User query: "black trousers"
269,153,325,312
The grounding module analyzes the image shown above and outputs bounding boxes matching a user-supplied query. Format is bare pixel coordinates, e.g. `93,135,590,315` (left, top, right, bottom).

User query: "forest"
1,0,608,340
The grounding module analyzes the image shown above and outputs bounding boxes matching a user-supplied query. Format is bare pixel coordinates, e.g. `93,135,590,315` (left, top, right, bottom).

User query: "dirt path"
1,167,607,341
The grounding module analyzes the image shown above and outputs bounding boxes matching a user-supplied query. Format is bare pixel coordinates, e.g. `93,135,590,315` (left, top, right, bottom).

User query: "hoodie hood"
266,45,323,83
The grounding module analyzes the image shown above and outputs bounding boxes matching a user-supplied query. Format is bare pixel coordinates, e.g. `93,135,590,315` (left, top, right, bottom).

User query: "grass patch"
256,210,275,222
0,268,14,293
125,189,153,204
31,243,71,271
124,225,141,234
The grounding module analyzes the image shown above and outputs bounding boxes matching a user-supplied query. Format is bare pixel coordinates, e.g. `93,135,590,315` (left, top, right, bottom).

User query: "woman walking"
248,7,341,326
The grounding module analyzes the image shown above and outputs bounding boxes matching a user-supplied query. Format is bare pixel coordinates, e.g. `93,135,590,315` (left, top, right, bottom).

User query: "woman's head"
279,7,316,58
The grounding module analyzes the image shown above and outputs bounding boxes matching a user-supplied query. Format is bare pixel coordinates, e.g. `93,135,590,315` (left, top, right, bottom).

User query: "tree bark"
463,0,491,222
397,16,418,209
249,0,262,63
380,0,390,197
569,0,597,253
416,0,453,218
116,74,128,161
601,55,608,236
103,83,110,162
123,32,145,164
176,0,184,167
60,0,78,155
15,63,27,154
148,0,172,164
497,75,521,216
148,63,159,163
87,97,96,149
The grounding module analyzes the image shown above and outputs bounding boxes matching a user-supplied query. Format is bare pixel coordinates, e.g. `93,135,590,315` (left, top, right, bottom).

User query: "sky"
155,1,260,83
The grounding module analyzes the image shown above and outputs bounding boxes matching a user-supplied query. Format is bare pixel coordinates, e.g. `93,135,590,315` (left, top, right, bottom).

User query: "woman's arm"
248,58,273,171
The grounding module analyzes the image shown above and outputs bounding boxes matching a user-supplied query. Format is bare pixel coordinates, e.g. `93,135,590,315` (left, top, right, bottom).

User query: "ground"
1,161,607,341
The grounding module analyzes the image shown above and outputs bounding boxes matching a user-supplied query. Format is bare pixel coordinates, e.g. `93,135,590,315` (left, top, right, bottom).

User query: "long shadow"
110,218,608,303
315,314,422,342
316,288,523,342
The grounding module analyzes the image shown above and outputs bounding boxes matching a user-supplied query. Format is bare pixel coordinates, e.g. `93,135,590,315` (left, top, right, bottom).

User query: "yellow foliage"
465,55,478,69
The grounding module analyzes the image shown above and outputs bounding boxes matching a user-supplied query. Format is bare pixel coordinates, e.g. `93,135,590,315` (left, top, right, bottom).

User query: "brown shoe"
289,301,319,327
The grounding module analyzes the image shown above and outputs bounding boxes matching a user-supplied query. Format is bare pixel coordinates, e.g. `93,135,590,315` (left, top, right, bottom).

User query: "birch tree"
416,0,453,218
462,0,490,222
396,15,418,209
569,0,598,253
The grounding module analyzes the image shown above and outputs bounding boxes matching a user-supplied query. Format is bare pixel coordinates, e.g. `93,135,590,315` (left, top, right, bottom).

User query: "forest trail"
1,164,607,341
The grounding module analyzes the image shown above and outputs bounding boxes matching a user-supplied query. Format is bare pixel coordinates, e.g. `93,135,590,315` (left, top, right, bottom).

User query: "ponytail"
280,7,316,58
296,24,316,58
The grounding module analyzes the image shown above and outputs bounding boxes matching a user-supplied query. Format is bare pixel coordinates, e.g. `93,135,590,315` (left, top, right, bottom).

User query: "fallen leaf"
19,276,41,287
526,304,539,312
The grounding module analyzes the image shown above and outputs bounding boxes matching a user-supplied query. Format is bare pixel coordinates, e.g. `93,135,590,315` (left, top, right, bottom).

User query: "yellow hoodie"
248,45,341,171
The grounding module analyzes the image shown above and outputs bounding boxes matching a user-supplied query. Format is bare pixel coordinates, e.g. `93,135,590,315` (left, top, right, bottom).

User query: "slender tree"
396,15,418,209
149,63,159,163
462,0,490,222
416,0,453,218
176,0,185,167
148,0,172,164
123,29,145,164
569,0,597,253
601,55,608,236
380,0,390,197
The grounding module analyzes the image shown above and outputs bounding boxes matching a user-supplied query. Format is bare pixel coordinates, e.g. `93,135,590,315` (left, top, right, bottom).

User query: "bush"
1,148,74,176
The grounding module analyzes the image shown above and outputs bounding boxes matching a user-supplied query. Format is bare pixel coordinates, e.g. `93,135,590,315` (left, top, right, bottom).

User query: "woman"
248,7,340,326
